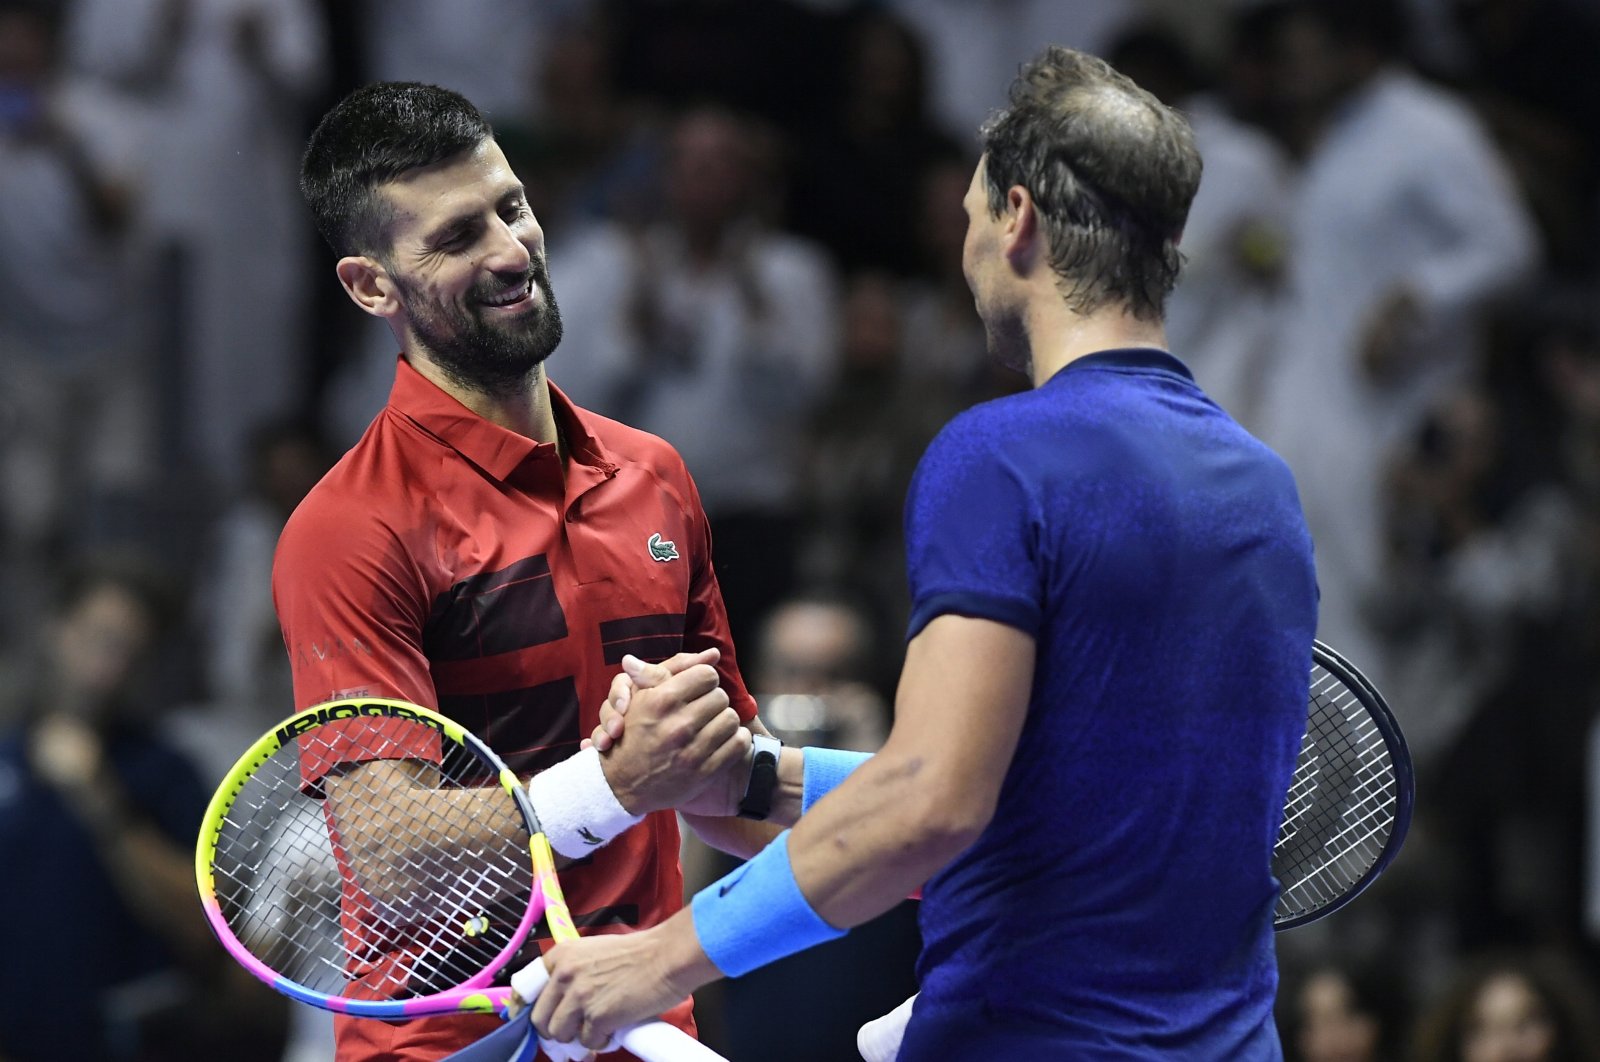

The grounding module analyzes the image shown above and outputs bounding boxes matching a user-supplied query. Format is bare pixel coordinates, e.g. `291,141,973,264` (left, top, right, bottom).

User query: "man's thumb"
620,653,669,687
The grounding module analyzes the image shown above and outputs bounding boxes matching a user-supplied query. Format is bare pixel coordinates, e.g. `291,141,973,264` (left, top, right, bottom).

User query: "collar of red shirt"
384,355,618,482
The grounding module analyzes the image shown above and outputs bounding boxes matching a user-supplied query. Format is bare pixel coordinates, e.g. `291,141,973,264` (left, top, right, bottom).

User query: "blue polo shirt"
901,348,1317,1059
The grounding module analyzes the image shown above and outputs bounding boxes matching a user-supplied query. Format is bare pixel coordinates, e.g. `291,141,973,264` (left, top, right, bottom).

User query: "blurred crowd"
2,0,1599,1059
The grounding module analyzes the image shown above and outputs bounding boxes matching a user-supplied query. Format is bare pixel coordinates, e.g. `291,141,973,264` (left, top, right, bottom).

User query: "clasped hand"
595,648,751,817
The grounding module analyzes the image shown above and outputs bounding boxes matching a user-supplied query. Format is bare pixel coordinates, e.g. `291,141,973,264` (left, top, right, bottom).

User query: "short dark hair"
300,82,493,257
980,46,1201,322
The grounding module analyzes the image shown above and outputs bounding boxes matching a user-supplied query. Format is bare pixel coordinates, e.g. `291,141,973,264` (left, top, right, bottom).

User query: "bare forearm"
680,813,781,860
328,762,533,910
787,749,983,929
680,739,808,858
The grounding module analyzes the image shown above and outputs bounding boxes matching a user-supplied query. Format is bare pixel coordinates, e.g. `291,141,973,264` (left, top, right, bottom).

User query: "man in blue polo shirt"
528,45,1318,1059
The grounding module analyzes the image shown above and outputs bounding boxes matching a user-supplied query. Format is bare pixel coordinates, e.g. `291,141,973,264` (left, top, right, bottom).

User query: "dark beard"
398,256,565,398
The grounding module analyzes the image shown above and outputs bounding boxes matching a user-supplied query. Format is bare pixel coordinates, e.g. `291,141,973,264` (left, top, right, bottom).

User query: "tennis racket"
195,697,725,1060
1272,639,1413,929
857,639,1414,1062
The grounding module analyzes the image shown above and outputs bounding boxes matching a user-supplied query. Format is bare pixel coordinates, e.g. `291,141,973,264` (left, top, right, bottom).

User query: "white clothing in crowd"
0,79,155,544
68,0,328,489
363,0,591,125
1165,93,1293,431
1256,68,1538,690
889,0,1138,139
550,222,839,521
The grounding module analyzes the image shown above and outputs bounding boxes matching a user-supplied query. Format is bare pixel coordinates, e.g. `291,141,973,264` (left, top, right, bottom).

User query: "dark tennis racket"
195,698,724,1060
858,640,1415,1061
1272,639,1414,930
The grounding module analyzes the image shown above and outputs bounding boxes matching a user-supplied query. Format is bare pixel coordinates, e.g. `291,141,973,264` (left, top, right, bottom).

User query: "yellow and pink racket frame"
194,698,578,1018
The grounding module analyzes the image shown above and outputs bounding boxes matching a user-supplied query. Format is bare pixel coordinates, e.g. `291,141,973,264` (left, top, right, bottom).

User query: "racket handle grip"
508,961,729,1061
618,1020,728,1061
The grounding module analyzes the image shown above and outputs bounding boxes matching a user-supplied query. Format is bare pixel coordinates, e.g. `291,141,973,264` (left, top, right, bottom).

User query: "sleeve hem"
906,591,1040,642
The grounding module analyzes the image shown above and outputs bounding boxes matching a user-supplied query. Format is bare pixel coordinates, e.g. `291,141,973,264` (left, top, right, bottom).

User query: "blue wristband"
801,747,872,814
691,830,846,977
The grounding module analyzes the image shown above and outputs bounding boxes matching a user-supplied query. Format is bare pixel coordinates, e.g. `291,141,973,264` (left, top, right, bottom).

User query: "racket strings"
1273,661,1399,922
210,718,532,999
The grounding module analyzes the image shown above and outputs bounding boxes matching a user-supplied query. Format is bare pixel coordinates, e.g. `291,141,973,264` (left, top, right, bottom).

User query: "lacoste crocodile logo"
648,533,679,562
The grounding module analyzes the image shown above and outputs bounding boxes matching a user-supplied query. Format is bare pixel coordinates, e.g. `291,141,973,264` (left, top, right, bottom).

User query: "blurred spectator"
606,0,844,134
496,11,664,231
551,105,839,651
1422,291,1600,956
1375,385,1573,767
1410,950,1600,1062
899,152,996,394
362,0,571,124
66,0,328,488
750,594,890,750
1279,957,1412,1062
176,417,333,776
1251,0,1538,691
0,553,288,1061
0,0,155,577
799,271,967,639
1222,0,1293,138
784,8,962,276
1108,20,1292,429
887,0,1136,140
1448,0,1600,276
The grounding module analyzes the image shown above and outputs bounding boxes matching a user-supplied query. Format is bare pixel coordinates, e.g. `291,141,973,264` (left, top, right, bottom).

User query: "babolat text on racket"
195,697,723,1059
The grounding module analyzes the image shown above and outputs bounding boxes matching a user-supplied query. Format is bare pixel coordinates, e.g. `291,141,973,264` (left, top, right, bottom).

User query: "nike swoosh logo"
718,872,747,898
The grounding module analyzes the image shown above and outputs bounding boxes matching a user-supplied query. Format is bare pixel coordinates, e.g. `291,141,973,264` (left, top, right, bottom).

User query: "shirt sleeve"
273,492,442,789
676,462,758,723
903,412,1046,641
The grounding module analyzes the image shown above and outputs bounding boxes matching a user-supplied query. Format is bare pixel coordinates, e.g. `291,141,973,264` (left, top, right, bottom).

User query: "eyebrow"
423,185,527,250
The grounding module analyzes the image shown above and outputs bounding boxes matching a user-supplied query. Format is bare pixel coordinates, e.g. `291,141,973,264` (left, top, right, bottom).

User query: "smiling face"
361,138,564,396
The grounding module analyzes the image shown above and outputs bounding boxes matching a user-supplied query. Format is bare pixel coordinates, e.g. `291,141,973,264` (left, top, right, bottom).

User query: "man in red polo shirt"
277,82,787,1062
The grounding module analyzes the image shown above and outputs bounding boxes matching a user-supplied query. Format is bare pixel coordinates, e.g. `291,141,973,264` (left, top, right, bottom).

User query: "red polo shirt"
273,356,755,1061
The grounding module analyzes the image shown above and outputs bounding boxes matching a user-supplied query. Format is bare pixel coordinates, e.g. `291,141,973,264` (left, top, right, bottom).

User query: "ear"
335,255,401,320
1001,185,1039,272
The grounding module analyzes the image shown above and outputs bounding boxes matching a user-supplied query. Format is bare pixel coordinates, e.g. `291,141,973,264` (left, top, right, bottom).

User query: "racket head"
1272,640,1415,930
195,699,544,1018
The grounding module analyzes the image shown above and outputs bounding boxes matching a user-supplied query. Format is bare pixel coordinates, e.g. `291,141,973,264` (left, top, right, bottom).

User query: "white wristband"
525,746,644,859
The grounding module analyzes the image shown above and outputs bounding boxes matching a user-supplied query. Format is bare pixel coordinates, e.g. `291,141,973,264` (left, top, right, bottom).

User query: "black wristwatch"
736,734,783,820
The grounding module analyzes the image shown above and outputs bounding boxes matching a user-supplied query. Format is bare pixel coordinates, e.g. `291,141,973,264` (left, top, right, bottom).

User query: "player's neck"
408,355,563,457
1025,301,1170,389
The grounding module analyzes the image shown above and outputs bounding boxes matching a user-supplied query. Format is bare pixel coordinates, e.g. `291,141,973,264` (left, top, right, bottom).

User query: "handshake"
591,647,756,819
524,647,770,862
